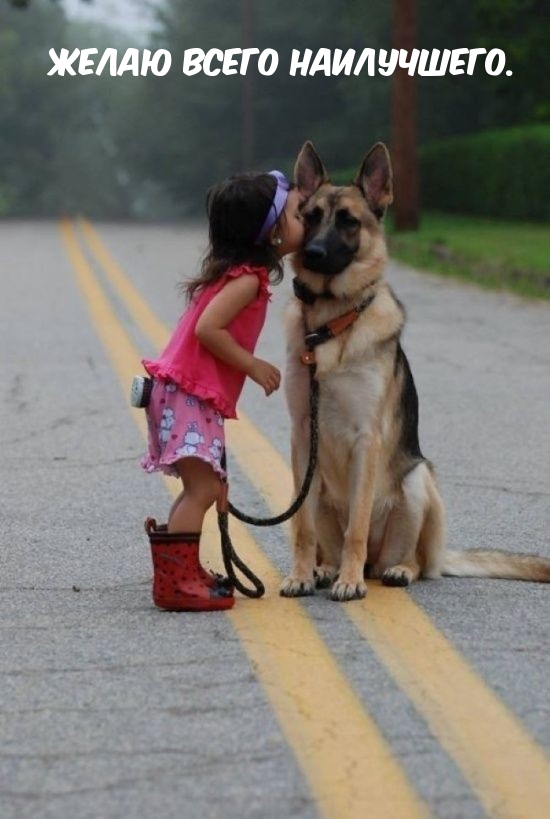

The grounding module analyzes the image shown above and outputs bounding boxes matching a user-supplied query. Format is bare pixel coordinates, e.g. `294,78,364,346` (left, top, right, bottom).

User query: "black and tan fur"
281,140,550,601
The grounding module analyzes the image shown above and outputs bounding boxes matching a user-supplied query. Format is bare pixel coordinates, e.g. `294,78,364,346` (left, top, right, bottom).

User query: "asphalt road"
1,220,549,819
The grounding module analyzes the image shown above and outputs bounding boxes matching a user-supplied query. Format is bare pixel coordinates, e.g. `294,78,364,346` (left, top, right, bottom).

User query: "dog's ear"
294,141,329,198
354,143,393,218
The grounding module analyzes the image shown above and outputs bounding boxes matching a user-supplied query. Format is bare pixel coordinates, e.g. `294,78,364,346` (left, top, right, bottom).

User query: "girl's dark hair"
185,173,286,301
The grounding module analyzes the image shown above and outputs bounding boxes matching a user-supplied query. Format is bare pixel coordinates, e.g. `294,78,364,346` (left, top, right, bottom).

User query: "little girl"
141,170,304,612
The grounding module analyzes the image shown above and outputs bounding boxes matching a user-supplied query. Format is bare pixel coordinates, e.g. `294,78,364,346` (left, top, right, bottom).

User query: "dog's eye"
302,207,322,225
336,209,360,229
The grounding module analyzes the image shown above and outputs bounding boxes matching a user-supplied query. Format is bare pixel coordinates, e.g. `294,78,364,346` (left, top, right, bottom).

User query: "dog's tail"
442,549,550,583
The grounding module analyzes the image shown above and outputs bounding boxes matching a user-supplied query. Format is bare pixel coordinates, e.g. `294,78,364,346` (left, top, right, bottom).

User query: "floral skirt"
141,380,226,478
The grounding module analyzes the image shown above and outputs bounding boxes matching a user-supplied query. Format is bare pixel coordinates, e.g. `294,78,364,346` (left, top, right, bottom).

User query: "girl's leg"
146,457,232,611
167,489,184,528
165,458,231,590
168,457,222,533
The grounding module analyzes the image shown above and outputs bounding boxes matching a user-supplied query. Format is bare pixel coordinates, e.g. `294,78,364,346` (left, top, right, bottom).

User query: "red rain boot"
144,518,232,592
145,518,234,612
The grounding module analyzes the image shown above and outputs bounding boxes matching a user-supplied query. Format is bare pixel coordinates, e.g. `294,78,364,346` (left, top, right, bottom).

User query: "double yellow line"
60,217,550,819
60,218,428,818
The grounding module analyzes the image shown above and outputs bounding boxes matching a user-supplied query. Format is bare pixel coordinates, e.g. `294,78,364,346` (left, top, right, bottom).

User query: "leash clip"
304,327,333,348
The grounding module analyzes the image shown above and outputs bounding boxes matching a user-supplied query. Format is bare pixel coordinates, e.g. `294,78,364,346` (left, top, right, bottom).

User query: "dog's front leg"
280,423,320,597
330,434,379,601
314,497,343,588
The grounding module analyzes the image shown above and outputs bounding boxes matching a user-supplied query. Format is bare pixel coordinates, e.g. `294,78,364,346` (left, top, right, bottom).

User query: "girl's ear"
354,143,393,218
294,141,329,198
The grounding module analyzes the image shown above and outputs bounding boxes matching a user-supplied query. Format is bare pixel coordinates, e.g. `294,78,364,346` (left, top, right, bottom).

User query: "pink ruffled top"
142,264,271,419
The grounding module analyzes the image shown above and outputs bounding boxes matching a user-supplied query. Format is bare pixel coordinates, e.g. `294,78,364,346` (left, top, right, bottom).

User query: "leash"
216,283,376,599
217,363,319,598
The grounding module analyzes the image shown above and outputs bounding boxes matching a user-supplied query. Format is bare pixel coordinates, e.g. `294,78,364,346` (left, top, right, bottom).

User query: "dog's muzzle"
302,241,328,272
301,239,355,277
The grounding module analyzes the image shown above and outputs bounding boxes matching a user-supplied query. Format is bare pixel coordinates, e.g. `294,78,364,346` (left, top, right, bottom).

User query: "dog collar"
300,292,376,366
292,277,335,304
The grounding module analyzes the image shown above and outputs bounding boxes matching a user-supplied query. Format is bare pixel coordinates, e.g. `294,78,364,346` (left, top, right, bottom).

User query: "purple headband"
255,170,290,244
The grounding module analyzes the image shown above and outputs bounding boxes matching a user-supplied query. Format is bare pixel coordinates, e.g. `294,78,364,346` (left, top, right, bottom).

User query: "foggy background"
1,0,548,223
62,0,159,39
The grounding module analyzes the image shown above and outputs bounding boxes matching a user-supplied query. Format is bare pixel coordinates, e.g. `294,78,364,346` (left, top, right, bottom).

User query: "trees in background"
129,0,390,213
0,0,68,214
122,0,550,215
472,0,550,124
392,0,419,230
1,0,548,217
0,0,152,217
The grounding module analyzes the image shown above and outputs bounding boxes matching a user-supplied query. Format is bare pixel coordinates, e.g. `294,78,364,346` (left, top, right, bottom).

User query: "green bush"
420,126,550,222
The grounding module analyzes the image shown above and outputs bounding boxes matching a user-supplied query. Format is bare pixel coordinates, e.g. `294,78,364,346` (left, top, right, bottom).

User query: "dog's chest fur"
317,361,386,507
285,286,404,512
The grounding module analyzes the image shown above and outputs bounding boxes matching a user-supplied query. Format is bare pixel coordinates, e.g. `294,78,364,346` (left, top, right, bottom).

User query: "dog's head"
293,141,393,299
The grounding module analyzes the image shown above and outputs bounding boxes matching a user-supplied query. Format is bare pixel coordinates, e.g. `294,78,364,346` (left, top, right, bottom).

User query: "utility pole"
392,0,419,230
241,0,255,169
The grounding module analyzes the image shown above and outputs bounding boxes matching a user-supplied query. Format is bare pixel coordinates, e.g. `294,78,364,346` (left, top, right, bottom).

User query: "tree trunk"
241,0,255,169
391,0,419,230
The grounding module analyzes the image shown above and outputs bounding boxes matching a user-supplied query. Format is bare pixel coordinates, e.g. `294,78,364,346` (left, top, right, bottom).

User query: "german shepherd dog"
281,140,550,601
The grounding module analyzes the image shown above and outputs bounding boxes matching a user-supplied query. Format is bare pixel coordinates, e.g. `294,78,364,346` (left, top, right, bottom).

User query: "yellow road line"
62,218,429,819
79,217,550,818
349,589,550,819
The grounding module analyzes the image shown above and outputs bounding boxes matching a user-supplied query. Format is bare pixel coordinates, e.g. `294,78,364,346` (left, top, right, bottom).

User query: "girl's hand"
248,358,281,396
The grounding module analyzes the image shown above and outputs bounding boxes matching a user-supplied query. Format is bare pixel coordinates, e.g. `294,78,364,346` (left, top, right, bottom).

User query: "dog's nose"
303,241,327,268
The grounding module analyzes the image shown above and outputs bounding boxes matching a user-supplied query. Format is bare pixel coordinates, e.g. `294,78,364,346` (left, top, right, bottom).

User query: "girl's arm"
195,274,280,396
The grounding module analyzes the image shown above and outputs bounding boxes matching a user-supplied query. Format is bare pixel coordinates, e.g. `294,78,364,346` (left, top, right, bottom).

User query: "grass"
387,212,550,300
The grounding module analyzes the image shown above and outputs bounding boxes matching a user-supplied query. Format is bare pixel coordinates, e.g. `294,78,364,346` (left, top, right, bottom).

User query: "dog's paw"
280,576,316,597
381,566,413,587
314,565,338,589
329,579,367,602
